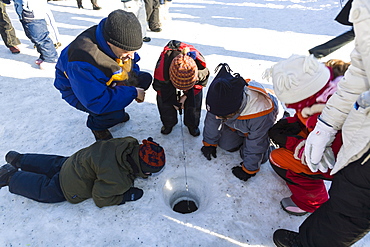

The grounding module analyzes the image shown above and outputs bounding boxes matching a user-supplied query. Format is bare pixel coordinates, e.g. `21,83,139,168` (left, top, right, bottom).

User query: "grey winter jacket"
203,81,278,172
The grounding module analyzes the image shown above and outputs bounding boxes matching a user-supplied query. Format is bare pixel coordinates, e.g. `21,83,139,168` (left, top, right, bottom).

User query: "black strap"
127,154,140,175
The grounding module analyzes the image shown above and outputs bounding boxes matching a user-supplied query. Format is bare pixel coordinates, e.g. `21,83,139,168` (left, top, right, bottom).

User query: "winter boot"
122,112,130,123
161,125,173,135
143,37,151,42
121,187,144,204
92,129,113,141
0,164,17,188
9,46,20,54
76,0,83,8
5,151,22,169
273,229,303,247
187,126,200,137
150,27,162,32
280,197,308,216
91,0,101,10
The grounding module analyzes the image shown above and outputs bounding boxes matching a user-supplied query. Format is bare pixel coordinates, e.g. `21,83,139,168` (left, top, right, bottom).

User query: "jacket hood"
237,81,275,120
96,18,118,59
116,141,148,179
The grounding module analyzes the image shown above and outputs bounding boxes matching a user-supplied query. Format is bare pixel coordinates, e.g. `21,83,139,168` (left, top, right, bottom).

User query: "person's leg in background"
0,1,21,53
144,0,161,32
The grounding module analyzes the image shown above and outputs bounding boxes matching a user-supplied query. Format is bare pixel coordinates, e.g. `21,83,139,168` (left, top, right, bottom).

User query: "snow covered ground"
0,0,364,246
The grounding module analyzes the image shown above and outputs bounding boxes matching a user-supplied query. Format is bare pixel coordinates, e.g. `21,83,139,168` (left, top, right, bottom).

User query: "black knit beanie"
206,78,245,116
206,64,246,117
103,9,143,51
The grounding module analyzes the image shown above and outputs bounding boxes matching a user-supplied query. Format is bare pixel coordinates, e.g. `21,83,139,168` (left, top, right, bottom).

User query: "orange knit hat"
169,48,198,91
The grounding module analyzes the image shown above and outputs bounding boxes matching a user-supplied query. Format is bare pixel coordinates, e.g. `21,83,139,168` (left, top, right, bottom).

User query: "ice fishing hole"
163,176,208,215
173,199,198,214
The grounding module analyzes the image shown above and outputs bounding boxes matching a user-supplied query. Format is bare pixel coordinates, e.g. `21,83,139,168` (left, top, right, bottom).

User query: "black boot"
0,164,17,188
92,129,113,141
143,37,151,42
273,229,303,247
187,126,200,137
122,112,130,123
91,0,101,10
77,0,83,8
161,126,173,135
5,151,22,169
151,27,162,32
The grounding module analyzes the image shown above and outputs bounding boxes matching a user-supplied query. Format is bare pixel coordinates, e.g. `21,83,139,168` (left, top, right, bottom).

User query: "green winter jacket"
59,137,148,208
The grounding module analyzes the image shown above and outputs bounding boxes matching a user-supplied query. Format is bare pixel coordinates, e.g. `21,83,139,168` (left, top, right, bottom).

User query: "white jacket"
13,0,49,20
322,0,370,174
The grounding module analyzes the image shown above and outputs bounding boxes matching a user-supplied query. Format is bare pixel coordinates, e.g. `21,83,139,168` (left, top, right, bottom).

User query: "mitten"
268,118,303,149
201,146,217,160
120,187,143,204
305,119,337,169
231,166,256,181
293,140,306,165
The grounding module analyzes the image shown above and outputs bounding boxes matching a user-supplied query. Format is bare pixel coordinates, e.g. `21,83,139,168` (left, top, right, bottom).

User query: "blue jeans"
13,0,58,62
21,19,58,62
8,154,68,203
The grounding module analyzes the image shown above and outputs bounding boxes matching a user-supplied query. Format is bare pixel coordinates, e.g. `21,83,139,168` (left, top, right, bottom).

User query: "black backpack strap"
213,63,245,85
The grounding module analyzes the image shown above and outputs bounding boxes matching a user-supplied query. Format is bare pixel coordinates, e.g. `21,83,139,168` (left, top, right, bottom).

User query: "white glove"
314,148,335,173
305,119,337,172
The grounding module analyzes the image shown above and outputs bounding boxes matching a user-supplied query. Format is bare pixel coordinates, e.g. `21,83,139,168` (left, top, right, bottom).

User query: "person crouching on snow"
0,137,165,208
201,63,278,182
264,55,349,216
153,40,209,136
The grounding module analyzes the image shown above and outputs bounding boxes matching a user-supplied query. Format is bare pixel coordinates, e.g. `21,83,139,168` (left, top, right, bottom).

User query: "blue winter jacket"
54,18,141,115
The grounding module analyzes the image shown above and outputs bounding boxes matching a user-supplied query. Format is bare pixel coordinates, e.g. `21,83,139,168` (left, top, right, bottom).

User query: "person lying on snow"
0,137,165,208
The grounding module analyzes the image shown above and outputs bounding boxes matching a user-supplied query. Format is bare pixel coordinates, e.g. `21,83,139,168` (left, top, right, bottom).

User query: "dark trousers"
144,0,160,30
156,90,202,129
0,2,20,47
299,148,370,247
77,71,152,131
159,0,172,4
8,154,68,203
76,0,98,7
308,28,355,58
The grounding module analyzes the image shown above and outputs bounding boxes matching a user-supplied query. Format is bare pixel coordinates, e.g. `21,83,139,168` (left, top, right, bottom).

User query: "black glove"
232,166,256,181
268,118,303,148
201,146,217,160
2,0,11,4
120,187,143,205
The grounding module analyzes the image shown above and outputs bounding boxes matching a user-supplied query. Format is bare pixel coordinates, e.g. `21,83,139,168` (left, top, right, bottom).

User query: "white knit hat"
263,55,330,104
